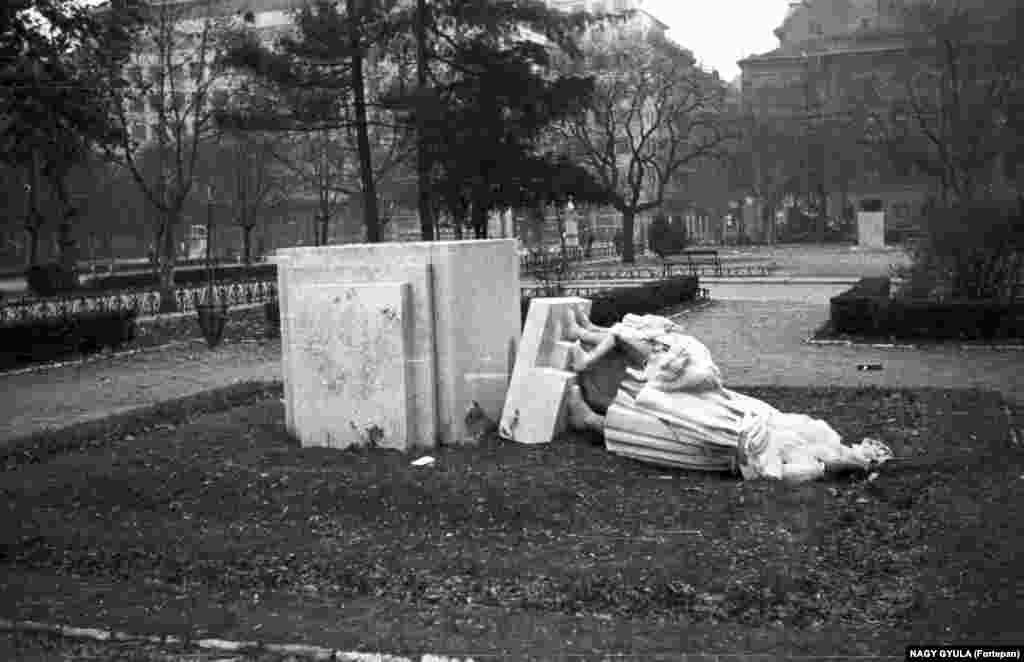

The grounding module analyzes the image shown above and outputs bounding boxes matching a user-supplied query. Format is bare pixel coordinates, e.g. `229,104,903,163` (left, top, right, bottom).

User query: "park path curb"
805,337,1024,351
700,276,859,285
0,617,476,662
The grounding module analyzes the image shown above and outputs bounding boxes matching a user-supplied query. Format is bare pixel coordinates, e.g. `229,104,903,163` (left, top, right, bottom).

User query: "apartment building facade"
738,0,936,243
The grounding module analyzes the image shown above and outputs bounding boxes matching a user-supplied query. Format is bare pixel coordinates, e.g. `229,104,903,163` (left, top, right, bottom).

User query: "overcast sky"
71,0,789,81
643,0,790,81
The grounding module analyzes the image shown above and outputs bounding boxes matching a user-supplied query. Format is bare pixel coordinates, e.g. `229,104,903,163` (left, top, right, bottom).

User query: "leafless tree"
557,30,731,262
99,0,232,311
857,0,1023,205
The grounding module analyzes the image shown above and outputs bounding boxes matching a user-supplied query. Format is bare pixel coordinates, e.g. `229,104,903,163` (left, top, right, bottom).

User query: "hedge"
25,263,80,297
0,309,137,371
829,277,891,336
881,299,1024,341
86,263,277,292
520,276,699,328
829,277,1024,341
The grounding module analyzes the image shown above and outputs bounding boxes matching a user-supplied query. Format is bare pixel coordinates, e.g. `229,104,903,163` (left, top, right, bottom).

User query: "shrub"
86,263,277,292
0,309,137,370
901,198,1024,302
521,276,699,327
881,299,1024,341
25,263,80,297
648,214,688,258
829,276,1024,341
829,277,890,336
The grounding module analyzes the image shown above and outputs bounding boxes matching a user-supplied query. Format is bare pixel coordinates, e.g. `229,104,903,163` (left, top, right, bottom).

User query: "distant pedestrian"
585,233,595,258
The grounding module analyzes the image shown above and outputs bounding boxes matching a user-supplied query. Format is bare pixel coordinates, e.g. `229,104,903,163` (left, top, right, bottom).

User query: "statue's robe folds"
582,315,892,482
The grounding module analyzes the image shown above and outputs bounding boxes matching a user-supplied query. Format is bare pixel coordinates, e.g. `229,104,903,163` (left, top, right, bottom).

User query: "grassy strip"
1,385,1021,658
0,306,276,376
0,380,283,471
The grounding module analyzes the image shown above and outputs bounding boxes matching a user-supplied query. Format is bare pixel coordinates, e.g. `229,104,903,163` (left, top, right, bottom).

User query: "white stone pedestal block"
275,240,520,450
286,282,414,450
857,211,886,249
500,297,591,444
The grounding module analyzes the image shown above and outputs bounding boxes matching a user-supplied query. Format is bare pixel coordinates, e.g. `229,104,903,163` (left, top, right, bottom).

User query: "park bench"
660,249,722,277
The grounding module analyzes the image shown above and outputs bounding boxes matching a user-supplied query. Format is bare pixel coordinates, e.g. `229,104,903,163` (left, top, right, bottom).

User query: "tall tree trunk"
241,223,253,271
621,209,636,264
472,201,488,239
415,0,434,241
24,151,42,267
556,203,566,260
347,0,380,243
157,210,179,313
24,225,40,268
52,174,78,272
57,208,78,272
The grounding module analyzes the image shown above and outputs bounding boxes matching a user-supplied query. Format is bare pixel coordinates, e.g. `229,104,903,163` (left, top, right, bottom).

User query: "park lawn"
0,382,1021,661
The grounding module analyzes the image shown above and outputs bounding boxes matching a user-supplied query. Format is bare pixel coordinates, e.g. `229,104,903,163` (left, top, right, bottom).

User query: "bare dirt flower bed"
0,382,1021,659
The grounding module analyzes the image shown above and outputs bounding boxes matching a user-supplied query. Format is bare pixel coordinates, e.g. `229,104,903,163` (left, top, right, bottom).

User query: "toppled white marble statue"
563,310,894,483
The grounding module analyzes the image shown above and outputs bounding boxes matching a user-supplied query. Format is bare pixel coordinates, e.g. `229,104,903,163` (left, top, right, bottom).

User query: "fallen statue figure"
561,309,893,483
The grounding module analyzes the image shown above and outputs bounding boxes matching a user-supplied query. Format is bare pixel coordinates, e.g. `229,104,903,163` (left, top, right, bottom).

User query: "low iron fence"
0,279,277,325
3,257,761,324
550,263,774,281
519,242,646,272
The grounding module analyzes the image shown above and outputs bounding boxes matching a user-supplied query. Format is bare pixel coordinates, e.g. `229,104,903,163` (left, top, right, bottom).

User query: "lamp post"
195,183,228,348
22,183,32,267
206,184,215,305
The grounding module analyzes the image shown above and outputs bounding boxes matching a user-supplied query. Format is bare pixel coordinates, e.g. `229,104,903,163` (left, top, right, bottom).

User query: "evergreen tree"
1,0,137,267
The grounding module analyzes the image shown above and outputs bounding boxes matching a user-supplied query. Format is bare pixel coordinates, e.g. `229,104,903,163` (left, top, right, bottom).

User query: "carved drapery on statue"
510,305,894,483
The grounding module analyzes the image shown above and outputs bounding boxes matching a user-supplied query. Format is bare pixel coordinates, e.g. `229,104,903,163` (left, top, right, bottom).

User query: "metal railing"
0,279,277,325
533,263,775,282
1,256,774,325
519,242,646,272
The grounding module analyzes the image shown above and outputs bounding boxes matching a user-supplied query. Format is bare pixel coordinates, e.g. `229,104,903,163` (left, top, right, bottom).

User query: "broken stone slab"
500,297,591,444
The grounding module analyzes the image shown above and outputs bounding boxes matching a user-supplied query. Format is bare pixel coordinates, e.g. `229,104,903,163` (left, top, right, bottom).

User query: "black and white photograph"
1,0,1022,659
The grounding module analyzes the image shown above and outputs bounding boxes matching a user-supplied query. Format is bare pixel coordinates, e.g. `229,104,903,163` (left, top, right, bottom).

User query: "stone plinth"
857,211,886,249
500,297,591,444
275,240,520,450
286,282,413,450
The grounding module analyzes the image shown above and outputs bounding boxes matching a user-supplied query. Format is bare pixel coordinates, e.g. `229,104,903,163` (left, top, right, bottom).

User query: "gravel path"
1,340,282,445
675,299,1024,404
